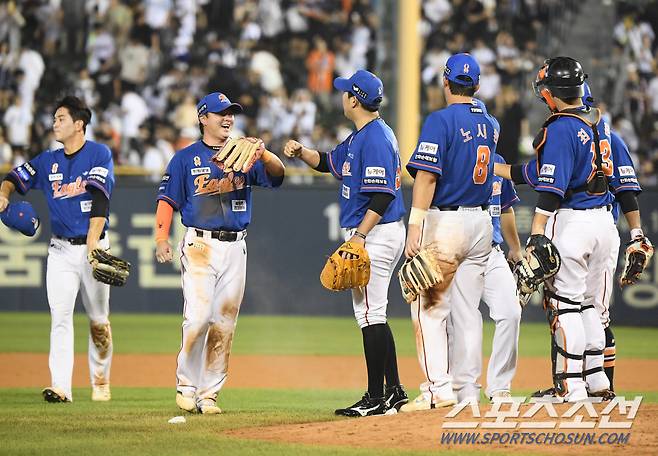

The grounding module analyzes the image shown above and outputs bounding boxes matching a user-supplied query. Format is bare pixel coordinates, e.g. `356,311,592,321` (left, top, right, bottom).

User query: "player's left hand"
344,235,365,256
405,224,422,259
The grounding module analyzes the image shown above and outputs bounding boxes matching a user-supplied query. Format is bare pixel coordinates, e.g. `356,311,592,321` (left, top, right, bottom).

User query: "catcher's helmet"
533,57,587,111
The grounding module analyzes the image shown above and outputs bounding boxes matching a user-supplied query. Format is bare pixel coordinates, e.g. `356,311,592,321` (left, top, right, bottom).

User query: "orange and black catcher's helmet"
533,57,587,112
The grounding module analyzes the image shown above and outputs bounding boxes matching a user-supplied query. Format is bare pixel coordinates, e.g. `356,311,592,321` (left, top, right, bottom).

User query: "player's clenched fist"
284,140,304,158
156,240,173,263
405,224,422,259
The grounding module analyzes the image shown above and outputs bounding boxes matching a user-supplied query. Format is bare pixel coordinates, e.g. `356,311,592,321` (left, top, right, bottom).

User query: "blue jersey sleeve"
522,159,539,187
358,134,398,196
500,177,520,210
7,154,44,195
157,154,185,210
609,132,641,194
327,140,348,180
407,112,446,176
85,145,115,199
247,160,284,188
536,122,573,197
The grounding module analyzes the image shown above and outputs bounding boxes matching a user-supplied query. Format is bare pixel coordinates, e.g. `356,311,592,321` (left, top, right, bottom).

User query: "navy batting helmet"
533,57,587,111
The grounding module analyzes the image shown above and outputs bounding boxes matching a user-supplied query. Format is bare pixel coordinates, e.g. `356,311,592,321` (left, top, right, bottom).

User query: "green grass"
0,387,497,456
1,312,658,359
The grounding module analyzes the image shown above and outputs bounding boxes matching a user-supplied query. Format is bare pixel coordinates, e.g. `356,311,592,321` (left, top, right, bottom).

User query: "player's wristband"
409,207,428,226
354,231,367,240
631,228,644,240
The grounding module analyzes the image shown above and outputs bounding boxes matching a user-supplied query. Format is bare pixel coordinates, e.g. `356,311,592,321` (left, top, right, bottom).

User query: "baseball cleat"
399,394,456,412
489,390,512,401
42,387,70,403
531,387,557,398
589,389,616,401
176,392,197,413
334,392,388,417
384,384,409,412
91,384,111,402
197,398,222,415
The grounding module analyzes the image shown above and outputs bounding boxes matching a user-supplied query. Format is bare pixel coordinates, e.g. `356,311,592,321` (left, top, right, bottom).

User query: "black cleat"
589,389,616,401
531,387,557,398
384,384,409,411
335,392,387,417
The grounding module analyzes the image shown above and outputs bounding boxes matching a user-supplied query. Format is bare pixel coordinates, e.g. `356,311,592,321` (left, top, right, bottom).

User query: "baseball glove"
620,236,654,287
398,249,444,304
515,234,561,303
320,242,370,291
212,137,264,173
88,249,131,286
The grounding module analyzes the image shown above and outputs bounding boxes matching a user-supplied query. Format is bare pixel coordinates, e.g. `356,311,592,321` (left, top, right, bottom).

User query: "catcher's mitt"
320,242,370,291
88,249,131,287
515,234,561,303
398,249,444,304
620,236,654,287
212,137,264,173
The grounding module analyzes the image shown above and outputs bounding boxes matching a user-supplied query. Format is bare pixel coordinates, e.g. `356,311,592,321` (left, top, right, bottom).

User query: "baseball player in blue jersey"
154,92,285,414
401,53,497,411
284,70,408,417
512,57,651,401
0,96,115,403
497,82,643,393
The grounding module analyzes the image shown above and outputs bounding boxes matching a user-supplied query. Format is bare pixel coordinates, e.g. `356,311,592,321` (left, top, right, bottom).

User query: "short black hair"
54,96,92,132
448,80,476,97
346,92,379,112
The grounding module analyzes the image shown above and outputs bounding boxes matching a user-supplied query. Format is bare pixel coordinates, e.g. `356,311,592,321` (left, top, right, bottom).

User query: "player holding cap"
284,70,408,417
155,92,285,414
0,95,116,403
402,53,498,411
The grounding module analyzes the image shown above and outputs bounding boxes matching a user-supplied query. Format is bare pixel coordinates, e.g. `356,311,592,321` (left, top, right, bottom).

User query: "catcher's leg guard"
604,326,616,391
544,290,585,398
581,304,609,393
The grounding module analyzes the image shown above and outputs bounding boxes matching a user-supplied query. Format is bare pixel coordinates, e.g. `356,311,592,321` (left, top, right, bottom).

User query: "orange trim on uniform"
535,185,565,196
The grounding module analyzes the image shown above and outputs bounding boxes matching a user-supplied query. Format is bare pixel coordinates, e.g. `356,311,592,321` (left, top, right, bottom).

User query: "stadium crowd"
0,0,657,185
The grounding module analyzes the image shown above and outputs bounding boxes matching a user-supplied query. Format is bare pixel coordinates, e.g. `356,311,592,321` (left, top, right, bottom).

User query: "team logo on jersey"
342,161,351,176
194,173,246,196
365,167,386,178
51,163,58,173
617,166,635,177
191,167,211,175
418,142,438,155
604,123,610,137
342,184,350,199
231,200,247,212
52,176,87,199
492,181,502,196
48,173,63,182
194,156,201,167
577,128,590,145
540,164,556,176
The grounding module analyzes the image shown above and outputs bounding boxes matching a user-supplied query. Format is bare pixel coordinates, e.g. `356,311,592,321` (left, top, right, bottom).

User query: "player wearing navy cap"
496,81,643,395
401,53,498,411
284,70,408,417
0,95,116,403
155,92,285,414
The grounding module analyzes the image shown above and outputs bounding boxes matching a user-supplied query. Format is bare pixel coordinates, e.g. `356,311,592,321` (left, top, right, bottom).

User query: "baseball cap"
197,92,243,116
582,82,595,107
0,201,40,237
333,70,384,109
444,53,480,87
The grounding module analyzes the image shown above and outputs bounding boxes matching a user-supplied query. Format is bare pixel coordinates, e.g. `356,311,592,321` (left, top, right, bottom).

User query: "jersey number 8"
473,145,491,185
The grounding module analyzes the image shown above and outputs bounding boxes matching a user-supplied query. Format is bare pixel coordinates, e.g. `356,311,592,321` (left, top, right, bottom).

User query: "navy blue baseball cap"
444,53,480,87
197,92,243,116
334,70,384,109
582,82,594,107
0,201,40,237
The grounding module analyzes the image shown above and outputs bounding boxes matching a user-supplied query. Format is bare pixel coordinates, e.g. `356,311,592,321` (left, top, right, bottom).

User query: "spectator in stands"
3,95,31,153
306,36,335,108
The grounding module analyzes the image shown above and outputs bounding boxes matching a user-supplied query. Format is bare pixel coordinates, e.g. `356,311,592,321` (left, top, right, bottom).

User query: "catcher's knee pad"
604,326,616,368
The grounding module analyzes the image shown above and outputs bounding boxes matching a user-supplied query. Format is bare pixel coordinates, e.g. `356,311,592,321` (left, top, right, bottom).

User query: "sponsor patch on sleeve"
417,142,439,155
365,167,386,178
89,167,109,177
617,166,636,177
540,164,556,176
80,200,92,212
231,200,247,212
